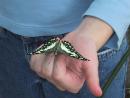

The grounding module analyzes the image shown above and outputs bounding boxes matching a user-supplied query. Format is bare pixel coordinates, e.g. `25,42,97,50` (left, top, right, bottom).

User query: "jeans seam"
98,49,118,63
21,36,31,64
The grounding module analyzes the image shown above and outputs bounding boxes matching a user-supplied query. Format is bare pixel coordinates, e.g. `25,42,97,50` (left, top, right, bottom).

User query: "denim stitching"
98,38,128,63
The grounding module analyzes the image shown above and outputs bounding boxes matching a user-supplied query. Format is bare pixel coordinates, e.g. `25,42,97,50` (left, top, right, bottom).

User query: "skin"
29,16,113,97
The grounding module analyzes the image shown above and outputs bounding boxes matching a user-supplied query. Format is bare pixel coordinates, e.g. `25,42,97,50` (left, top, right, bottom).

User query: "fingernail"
95,86,102,97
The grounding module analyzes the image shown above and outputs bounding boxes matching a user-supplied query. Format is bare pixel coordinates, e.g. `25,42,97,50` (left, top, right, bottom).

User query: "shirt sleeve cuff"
83,0,130,49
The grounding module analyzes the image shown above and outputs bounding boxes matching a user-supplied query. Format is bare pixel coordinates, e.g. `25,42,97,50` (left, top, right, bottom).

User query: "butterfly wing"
59,41,90,61
29,38,58,55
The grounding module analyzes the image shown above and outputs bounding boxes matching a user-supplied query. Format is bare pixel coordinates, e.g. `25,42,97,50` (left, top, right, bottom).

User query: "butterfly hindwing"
30,38,59,55
59,41,89,61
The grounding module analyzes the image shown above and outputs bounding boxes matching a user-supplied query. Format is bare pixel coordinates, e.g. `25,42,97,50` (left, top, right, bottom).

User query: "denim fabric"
0,27,129,98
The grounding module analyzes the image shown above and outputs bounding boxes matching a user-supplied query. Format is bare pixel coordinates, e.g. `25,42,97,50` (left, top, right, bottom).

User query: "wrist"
74,16,113,50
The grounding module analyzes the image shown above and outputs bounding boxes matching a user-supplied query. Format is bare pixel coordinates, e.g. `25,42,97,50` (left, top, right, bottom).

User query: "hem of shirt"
0,15,81,37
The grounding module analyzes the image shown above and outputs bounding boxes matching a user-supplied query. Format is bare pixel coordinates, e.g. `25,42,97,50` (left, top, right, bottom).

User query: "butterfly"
29,37,90,61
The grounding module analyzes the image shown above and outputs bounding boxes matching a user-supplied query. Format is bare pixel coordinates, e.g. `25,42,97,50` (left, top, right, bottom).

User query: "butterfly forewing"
30,38,59,54
60,41,89,61
28,37,90,61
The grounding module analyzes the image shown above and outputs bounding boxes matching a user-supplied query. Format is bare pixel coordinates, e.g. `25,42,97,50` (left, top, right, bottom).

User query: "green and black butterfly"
29,37,90,61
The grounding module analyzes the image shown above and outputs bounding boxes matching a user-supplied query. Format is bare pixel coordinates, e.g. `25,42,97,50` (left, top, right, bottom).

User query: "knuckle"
68,88,80,94
52,73,62,81
41,69,51,78
30,65,36,72
29,63,35,69
30,64,41,73
35,67,41,73
57,86,66,91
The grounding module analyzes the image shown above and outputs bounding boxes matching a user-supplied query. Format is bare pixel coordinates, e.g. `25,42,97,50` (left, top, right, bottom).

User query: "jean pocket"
97,47,118,63
98,38,128,81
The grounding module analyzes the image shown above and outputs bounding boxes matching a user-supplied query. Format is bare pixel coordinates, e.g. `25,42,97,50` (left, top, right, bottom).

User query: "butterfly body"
29,37,90,61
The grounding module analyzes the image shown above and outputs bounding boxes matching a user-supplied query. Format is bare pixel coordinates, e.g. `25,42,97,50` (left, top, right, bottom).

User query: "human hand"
29,33,101,96
29,16,113,97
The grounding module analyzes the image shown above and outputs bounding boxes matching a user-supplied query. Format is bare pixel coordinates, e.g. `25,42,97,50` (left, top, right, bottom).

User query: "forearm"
74,16,113,50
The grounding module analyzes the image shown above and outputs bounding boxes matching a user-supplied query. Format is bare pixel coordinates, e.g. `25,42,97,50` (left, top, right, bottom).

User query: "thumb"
82,60,102,97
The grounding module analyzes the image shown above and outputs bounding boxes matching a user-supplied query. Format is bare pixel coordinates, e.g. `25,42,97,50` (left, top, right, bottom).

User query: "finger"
30,53,66,91
41,53,55,79
52,54,85,93
30,54,44,75
39,54,66,91
40,54,66,91
48,78,66,91
52,54,67,87
30,53,54,79
82,60,102,97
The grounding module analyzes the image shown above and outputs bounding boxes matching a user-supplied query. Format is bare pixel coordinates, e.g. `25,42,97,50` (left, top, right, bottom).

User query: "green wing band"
29,38,59,55
28,37,90,61
59,41,90,61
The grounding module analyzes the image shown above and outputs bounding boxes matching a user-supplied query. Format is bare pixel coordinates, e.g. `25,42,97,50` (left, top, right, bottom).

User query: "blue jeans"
0,27,129,98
